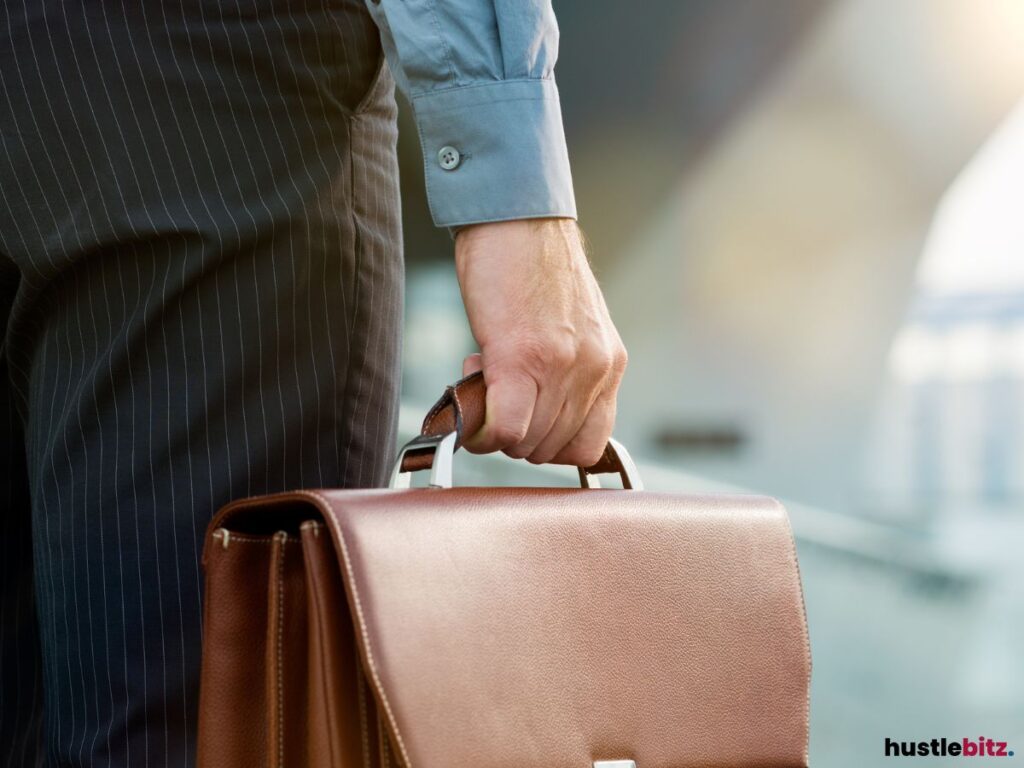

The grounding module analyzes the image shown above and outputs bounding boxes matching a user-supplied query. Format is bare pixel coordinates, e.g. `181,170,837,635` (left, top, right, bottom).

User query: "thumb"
462,369,536,455
462,352,483,378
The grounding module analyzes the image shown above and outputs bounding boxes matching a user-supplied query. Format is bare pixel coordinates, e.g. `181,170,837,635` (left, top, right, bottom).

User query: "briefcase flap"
295,485,810,768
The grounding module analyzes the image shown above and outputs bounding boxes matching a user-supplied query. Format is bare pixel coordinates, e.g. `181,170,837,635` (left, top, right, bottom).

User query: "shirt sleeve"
365,0,577,229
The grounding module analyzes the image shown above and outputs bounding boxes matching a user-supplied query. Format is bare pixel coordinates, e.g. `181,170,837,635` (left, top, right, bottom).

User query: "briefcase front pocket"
199,506,400,768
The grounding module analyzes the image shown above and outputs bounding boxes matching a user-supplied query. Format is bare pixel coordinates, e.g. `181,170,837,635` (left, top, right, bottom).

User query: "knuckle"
550,341,578,368
526,449,555,466
491,422,528,447
582,340,616,379
613,342,629,373
516,336,576,371
504,442,533,460
575,443,608,468
596,340,628,389
597,349,617,378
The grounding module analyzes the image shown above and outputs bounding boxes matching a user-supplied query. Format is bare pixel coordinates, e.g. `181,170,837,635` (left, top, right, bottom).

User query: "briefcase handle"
389,371,643,490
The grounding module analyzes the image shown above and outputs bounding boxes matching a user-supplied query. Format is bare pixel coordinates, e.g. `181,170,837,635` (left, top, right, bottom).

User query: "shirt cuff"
411,79,577,229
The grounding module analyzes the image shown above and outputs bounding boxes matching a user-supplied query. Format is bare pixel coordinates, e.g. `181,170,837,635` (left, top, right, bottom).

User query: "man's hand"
454,218,627,467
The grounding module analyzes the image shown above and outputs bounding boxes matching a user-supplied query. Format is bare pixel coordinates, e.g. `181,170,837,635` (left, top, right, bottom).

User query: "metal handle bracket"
389,432,458,489
388,433,643,490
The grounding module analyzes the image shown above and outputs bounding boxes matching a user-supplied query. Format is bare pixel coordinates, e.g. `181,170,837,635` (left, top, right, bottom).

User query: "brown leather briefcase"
196,372,811,768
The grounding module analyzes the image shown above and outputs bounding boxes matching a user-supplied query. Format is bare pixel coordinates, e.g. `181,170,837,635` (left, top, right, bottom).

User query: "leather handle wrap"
399,371,622,476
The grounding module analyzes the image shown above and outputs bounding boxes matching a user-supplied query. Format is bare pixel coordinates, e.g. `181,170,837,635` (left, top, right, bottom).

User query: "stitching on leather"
308,534,342,766
421,387,452,436
275,532,288,768
356,657,370,768
421,372,480,437
450,384,465,444
304,490,414,768
778,502,812,766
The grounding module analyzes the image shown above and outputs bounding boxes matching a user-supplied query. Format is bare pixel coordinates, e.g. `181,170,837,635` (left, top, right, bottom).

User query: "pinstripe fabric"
0,2,403,765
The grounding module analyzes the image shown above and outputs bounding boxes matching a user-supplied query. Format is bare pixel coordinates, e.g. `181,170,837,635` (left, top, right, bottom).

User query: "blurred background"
395,0,1024,764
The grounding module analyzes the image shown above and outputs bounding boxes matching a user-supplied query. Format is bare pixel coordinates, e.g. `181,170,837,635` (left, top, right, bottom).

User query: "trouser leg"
0,1,402,764
0,256,45,767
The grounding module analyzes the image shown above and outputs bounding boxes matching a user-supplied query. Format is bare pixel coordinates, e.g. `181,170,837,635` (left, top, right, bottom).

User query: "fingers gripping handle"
399,371,487,474
391,371,642,489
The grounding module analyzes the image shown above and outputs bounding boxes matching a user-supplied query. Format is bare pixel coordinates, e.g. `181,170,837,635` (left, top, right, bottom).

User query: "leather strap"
399,371,622,476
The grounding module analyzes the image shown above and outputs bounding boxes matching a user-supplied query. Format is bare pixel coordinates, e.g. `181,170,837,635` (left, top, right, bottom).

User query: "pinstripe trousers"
0,2,404,765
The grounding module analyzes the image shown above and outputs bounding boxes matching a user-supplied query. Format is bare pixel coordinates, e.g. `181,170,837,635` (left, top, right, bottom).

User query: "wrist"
455,217,577,278
455,217,578,249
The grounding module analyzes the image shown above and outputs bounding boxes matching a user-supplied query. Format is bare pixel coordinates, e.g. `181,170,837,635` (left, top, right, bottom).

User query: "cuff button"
438,146,461,171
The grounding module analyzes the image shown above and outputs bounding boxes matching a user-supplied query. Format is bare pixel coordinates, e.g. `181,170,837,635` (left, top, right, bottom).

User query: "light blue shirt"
366,0,576,229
